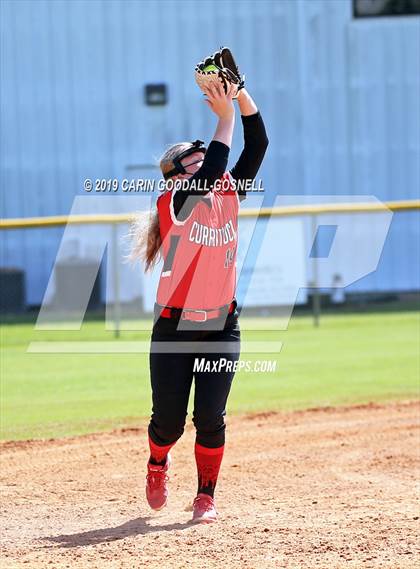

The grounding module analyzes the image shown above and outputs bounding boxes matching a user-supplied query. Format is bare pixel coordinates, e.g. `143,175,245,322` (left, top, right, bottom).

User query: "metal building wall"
1,0,419,305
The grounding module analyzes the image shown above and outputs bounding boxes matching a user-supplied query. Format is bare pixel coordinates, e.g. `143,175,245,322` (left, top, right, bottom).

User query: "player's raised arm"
171,83,236,221
188,82,236,189
229,88,269,201
204,83,236,146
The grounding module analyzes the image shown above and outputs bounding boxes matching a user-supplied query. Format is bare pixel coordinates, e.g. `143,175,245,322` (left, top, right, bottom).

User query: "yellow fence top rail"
0,200,419,230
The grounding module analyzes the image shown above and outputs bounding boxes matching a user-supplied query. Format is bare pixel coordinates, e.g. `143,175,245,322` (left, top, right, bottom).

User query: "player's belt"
157,300,236,322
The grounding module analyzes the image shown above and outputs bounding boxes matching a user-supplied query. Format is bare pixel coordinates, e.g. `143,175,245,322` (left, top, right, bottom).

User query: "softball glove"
195,47,244,98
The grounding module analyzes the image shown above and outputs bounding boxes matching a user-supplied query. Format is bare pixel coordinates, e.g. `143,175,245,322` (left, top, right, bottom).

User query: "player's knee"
196,421,226,448
149,415,186,445
193,411,225,437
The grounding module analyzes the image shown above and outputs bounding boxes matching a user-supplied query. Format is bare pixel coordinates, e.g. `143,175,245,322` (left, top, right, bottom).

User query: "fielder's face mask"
163,140,207,180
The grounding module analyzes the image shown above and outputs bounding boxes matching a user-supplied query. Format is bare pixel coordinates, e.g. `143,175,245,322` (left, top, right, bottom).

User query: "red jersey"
156,172,239,310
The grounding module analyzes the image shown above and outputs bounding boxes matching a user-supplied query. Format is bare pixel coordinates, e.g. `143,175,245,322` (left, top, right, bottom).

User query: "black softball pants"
148,306,241,449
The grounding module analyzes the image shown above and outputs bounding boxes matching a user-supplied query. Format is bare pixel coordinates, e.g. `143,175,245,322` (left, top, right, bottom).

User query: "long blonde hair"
126,142,195,272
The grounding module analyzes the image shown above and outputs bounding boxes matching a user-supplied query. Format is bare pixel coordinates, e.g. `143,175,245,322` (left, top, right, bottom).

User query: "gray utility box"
0,268,26,313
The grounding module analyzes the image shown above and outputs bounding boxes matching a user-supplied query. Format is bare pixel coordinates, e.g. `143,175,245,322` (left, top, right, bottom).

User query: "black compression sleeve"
189,140,229,188
173,140,229,220
230,112,269,200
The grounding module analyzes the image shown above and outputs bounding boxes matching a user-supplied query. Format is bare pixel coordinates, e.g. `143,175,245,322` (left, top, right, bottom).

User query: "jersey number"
224,247,235,268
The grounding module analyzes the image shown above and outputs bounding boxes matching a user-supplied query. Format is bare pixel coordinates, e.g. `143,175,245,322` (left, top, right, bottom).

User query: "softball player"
132,82,268,523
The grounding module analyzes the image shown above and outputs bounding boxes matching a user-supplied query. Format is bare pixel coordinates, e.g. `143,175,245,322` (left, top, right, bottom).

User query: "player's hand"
203,83,236,120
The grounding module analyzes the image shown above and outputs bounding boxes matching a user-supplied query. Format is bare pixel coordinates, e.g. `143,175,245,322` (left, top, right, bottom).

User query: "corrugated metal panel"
345,15,420,292
1,0,419,305
292,1,419,293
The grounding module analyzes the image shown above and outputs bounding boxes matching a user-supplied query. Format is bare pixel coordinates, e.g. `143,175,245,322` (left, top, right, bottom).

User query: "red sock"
148,435,175,466
195,442,225,497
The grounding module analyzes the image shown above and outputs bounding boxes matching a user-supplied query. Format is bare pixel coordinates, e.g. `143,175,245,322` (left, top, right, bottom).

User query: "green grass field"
1,309,419,441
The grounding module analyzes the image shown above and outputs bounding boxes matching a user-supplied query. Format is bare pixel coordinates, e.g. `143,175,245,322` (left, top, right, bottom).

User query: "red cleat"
191,493,218,524
145,454,171,511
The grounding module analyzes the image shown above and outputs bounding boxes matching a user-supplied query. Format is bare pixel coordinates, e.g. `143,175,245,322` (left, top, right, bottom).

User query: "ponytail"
126,209,162,272
126,141,194,272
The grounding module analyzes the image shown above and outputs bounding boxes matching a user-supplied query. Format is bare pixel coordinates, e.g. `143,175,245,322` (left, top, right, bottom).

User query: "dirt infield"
1,402,419,569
